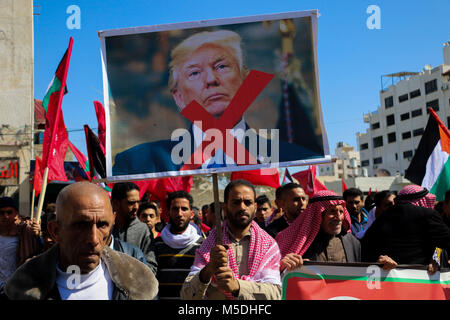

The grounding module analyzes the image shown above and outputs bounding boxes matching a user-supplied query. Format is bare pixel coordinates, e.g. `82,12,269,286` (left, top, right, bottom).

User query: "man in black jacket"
361,185,450,266
3,182,158,300
111,182,157,274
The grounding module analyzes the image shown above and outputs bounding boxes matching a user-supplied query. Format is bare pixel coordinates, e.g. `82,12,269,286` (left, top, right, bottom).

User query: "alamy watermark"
366,265,381,289
66,265,81,289
366,5,381,30
66,5,81,30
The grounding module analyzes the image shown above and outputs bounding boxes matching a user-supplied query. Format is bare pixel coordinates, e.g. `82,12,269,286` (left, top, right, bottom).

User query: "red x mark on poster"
179,70,274,171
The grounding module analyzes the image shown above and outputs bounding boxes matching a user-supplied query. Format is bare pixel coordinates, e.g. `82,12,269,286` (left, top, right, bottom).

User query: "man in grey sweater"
111,182,157,275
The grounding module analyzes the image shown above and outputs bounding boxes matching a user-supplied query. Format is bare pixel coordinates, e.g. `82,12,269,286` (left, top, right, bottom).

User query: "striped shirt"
154,236,203,299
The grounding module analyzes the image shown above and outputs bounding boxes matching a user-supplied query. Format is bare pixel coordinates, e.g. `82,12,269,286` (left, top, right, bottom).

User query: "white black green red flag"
282,262,450,300
405,108,450,201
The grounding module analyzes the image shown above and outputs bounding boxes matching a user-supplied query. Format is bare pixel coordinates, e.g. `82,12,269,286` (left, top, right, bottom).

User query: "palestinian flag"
283,263,450,300
282,168,294,185
405,108,450,201
42,77,68,112
41,37,73,182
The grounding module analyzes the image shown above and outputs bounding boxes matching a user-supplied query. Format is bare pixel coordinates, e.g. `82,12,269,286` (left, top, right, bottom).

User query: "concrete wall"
0,0,34,216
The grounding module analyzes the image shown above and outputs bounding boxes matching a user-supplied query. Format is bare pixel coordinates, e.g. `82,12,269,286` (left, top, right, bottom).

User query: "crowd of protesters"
1,180,450,300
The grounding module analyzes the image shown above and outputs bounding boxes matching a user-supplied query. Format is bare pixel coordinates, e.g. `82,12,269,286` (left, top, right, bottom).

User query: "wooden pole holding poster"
212,173,222,245
30,189,35,220
35,167,49,224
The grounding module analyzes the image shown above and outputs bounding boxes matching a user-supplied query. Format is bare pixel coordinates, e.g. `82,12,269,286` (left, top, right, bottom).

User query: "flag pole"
30,189,35,220
35,167,49,224
212,173,222,245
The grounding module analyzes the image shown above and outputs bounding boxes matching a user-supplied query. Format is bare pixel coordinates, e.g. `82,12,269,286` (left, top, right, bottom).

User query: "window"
426,99,439,112
360,143,369,150
402,131,412,139
400,112,410,121
409,89,421,99
386,114,395,126
395,153,398,161
373,157,383,164
371,122,380,130
425,79,438,94
387,132,396,143
373,136,383,148
403,150,413,159
413,128,424,137
398,94,409,103
361,160,370,167
411,108,423,117
447,117,450,129
385,96,394,108
33,132,44,144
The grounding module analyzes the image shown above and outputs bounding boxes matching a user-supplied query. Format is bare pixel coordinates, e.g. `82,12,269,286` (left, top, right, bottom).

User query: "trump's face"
172,44,244,119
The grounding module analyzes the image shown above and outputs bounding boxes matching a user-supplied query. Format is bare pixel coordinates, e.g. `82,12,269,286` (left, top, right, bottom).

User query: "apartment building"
318,141,364,179
357,41,450,177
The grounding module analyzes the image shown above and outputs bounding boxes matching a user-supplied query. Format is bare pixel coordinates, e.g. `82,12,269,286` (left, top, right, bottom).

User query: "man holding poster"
112,29,318,176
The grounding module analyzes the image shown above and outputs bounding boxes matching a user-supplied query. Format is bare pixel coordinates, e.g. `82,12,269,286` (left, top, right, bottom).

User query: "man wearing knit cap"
276,190,396,271
361,185,450,266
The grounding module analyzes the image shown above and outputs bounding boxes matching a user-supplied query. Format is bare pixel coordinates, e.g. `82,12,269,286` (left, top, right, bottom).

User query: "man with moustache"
276,190,397,271
265,183,308,238
3,182,158,300
153,191,203,299
111,182,157,275
181,180,282,300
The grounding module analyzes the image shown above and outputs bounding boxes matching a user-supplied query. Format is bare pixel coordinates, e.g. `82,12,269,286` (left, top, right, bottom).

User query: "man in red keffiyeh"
181,180,282,300
395,184,436,209
276,190,397,272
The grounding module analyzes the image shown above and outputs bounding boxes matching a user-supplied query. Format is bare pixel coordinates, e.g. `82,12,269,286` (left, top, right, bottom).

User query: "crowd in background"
1,180,449,300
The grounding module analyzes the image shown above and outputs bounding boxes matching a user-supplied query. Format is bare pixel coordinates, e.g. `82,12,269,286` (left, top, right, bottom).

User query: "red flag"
93,101,106,149
84,124,106,179
41,37,73,182
292,165,327,198
136,176,193,222
367,187,371,196
342,179,348,193
33,157,43,196
68,141,91,181
230,168,280,189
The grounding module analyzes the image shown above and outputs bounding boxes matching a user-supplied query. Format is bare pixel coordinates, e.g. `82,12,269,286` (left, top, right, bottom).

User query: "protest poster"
99,10,331,181
282,262,450,300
